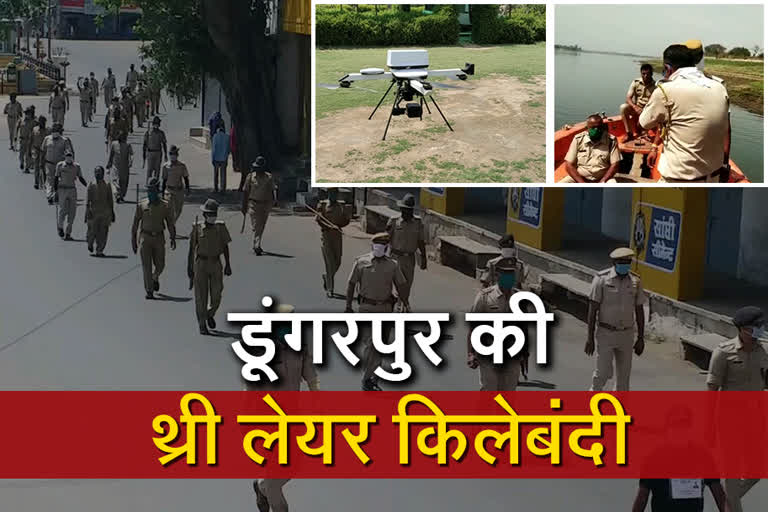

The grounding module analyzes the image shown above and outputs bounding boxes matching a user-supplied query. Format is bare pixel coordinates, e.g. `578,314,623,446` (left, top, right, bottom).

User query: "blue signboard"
644,206,681,272
517,187,542,228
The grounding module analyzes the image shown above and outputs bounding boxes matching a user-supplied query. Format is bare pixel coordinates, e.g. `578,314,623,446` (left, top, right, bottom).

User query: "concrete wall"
738,189,768,286
464,187,506,213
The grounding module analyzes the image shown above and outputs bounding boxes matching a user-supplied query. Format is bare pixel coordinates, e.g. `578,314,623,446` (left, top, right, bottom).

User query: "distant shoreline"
554,47,654,59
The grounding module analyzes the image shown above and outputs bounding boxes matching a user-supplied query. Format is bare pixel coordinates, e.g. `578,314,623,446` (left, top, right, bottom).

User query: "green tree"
97,0,285,169
728,46,751,58
704,44,726,57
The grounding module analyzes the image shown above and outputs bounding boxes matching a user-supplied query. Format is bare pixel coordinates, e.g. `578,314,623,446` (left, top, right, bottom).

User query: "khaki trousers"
146,151,162,183
590,328,634,391
87,215,110,253
110,164,130,200
360,301,394,382
559,174,617,184
194,258,224,326
165,189,185,224
52,107,65,126
7,116,18,146
249,199,271,250
104,89,114,108
57,189,77,235
19,137,31,170
136,102,146,126
321,230,343,292
725,478,760,512
479,359,522,391
259,479,290,512
80,101,90,125
139,233,165,293
33,147,43,187
45,162,57,199
392,252,415,301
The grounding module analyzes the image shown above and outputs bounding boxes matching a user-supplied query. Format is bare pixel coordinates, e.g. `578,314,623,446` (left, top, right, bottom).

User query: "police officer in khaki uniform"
54,149,87,240
143,116,167,184
89,72,99,120
620,64,656,141
102,68,116,109
16,107,35,172
77,77,92,127
120,87,135,134
49,86,67,127
315,188,351,297
126,64,139,93
386,193,427,310
560,114,621,183
479,234,526,289
107,132,134,202
241,157,275,255
107,107,129,148
707,306,768,512
161,145,190,223
131,177,177,300
31,116,50,189
585,247,647,391
639,44,730,183
243,302,319,512
85,166,115,256
134,82,147,128
346,232,409,391
467,259,530,390
4,93,23,150
42,124,75,204
188,199,232,335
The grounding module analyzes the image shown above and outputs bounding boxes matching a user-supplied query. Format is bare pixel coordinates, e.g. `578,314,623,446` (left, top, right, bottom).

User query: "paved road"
0,42,764,511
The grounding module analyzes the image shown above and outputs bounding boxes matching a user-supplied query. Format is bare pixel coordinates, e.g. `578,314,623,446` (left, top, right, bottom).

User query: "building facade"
57,0,141,39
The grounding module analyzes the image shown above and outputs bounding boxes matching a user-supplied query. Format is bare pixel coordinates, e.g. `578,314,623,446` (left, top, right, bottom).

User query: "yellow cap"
684,40,703,50
610,247,635,259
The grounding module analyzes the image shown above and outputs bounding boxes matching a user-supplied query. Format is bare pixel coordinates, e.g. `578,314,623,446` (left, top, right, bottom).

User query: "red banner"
0,391,765,478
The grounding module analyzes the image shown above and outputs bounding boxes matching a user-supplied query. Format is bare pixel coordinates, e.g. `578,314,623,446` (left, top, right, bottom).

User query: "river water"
555,51,764,182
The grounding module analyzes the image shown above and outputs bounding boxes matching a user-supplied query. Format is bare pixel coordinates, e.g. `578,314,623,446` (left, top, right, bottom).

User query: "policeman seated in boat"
559,114,621,183
620,63,656,142
639,44,730,183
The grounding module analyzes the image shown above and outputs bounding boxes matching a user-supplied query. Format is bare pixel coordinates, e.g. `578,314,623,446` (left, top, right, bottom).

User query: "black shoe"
254,247,263,256
145,292,154,300
58,228,65,238
95,251,104,257
64,234,73,241
88,244,94,253
199,324,210,335
322,274,327,291
252,481,270,512
207,316,216,329
19,162,23,170
153,279,159,292
362,379,383,391
34,184,39,190
23,169,30,174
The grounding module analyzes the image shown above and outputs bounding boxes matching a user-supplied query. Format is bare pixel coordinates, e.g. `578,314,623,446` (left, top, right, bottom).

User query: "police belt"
195,254,220,261
599,322,632,332
358,296,395,306
146,149,161,152
57,185,75,189
391,249,415,256
52,106,64,110
141,230,164,236
676,167,726,182
167,186,183,191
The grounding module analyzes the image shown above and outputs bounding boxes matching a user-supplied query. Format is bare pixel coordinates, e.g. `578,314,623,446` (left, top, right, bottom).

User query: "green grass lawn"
316,43,545,119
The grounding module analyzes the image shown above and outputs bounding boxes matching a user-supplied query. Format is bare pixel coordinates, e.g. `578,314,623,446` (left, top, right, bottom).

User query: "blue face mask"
148,191,159,203
498,272,517,290
615,263,631,276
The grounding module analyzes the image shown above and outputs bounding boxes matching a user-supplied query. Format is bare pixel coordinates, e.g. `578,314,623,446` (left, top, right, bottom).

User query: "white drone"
337,49,474,140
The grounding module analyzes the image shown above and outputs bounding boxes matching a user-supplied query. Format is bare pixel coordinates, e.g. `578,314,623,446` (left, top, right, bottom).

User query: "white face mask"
205,215,217,224
65,157,73,165
372,243,388,258
501,248,516,259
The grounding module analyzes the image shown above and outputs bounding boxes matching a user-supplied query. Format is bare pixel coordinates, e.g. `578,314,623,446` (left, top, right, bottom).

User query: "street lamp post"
47,0,52,60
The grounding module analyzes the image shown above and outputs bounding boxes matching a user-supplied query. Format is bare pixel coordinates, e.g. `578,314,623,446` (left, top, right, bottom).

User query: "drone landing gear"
370,79,454,141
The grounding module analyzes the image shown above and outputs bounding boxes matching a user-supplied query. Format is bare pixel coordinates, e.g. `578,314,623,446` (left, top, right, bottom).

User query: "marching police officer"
707,306,768,512
31,115,50,189
585,247,647,391
41,123,74,204
54,149,87,240
241,156,275,255
17,107,36,172
315,187,351,297
77,77,92,127
4,92,23,150
143,116,167,184
467,258,529,390
102,68,117,109
346,232,409,391
480,234,526,289
161,145,190,224
386,193,427,310
188,199,232,335
85,166,115,256
131,177,176,299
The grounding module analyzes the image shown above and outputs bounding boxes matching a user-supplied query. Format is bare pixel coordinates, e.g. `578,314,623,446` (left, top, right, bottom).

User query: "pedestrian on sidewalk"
54,149,87,240
241,157,276,255
386,193,427,311
316,187,350,297
131,177,176,300
188,199,232,335
161,145,190,224
585,247,647,391
85,166,115,256
346,232,409,391
143,116,167,184
77,77,92,127
707,306,768,512
31,115,50,190
42,123,74,204
106,132,133,202
480,234,527,289
467,258,529,390
16,107,36,172
4,93,23,150
211,121,230,193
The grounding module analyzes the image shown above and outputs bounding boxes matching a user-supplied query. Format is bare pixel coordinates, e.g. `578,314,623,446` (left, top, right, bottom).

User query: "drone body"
337,50,475,140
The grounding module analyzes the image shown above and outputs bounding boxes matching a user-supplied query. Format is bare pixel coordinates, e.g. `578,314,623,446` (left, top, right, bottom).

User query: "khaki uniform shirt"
347,253,407,302
109,118,129,141
143,128,167,152
469,285,529,362
245,172,275,201
133,198,173,234
55,162,83,188
79,86,92,103
589,268,647,330
4,101,22,119
102,75,116,94
32,125,50,149
49,94,67,111
707,337,768,391
639,68,729,180
134,89,147,107
627,78,656,109
87,181,114,217
317,200,351,231
387,216,425,254
190,221,231,259
564,131,620,180
120,96,134,117
18,117,35,140
42,135,74,164
90,78,99,97
108,141,133,170
162,161,189,189
481,256,526,287
126,70,139,87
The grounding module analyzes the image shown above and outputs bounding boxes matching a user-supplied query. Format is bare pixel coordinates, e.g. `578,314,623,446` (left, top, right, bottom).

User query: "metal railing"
16,52,61,82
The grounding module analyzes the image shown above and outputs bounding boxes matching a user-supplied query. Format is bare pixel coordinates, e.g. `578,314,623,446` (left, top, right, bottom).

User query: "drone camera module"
406,103,422,118
392,106,406,116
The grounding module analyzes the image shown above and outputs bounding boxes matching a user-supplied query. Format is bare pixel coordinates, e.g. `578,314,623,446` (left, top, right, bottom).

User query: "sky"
555,4,764,57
